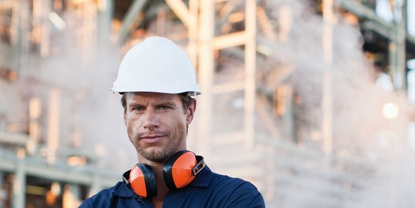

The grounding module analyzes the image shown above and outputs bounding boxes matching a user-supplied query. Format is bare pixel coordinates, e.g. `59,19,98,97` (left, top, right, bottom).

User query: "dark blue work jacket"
79,166,265,207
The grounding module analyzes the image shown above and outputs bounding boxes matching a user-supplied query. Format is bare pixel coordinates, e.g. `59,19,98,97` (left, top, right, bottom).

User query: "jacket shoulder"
210,173,266,207
78,182,125,208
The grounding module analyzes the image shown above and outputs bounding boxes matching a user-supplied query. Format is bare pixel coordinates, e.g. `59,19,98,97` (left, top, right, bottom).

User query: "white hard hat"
111,36,200,96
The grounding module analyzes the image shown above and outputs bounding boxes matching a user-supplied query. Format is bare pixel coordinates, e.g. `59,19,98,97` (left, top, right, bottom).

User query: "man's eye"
134,107,144,111
159,106,169,110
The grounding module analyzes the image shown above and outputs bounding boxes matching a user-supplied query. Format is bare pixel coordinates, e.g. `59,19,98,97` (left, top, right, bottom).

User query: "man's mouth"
140,135,164,144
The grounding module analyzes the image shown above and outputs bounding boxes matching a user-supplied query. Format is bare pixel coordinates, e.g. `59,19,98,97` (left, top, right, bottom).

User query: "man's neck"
148,164,169,208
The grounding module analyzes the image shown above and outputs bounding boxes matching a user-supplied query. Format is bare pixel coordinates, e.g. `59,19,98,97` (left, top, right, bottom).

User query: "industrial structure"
0,0,414,207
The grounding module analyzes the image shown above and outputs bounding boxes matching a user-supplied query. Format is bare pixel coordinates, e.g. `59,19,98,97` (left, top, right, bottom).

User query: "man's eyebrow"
157,100,177,107
128,102,145,108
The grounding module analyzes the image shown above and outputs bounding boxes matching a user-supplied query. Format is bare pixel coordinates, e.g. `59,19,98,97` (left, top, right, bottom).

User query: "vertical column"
10,0,21,72
82,0,96,69
12,150,26,208
97,0,113,45
322,0,333,156
187,0,199,69
47,89,60,165
19,0,29,73
0,172,3,208
63,184,81,208
397,0,407,92
188,0,199,68
244,0,256,148
197,0,214,157
187,0,199,151
388,0,407,92
389,44,400,87
41,0,51,57
28,98,42,155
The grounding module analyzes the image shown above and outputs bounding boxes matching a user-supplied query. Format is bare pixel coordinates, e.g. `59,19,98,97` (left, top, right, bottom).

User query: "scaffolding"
0,0,414,207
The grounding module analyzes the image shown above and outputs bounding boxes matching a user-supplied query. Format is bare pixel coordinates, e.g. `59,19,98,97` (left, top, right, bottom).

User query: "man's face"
123,92,196,163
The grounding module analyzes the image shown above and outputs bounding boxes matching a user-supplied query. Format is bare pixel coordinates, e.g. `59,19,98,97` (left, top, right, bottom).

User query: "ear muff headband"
129,163,157,199
163,150,204,190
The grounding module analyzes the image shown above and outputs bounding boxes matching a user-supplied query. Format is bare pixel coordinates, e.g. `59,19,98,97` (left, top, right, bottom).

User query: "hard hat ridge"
111,36,201,95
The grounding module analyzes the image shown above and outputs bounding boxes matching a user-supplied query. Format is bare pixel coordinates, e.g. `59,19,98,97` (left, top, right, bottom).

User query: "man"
79,36,265,208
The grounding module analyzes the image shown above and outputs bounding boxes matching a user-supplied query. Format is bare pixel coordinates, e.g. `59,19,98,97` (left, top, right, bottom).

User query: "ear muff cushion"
163,150,197,190
129,163,157,199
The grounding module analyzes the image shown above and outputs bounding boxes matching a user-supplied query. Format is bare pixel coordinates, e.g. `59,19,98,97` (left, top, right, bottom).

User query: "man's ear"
123,113,127,126
186,99,197,124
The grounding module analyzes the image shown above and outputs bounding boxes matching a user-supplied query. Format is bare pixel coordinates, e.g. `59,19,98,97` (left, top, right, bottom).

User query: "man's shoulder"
210,171,257,189
207,172,266,207
78,181,133,207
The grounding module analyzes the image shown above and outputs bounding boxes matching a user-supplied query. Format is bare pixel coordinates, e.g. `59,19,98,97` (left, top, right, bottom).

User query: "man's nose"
143,109,159,129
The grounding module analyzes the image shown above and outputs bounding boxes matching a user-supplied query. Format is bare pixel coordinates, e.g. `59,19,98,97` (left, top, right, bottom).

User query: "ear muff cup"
163,150,197,190
129,163,157,199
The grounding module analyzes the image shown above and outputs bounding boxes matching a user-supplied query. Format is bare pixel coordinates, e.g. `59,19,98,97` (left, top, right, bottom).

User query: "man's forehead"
126,92,180,101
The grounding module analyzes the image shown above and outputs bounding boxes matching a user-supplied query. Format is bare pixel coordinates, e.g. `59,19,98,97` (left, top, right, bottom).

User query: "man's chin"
140,148,170,162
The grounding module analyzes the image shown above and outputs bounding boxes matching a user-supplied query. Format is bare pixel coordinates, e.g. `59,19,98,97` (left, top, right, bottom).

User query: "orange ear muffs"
162,150,206,190
124,151,206,198
129,163,157,199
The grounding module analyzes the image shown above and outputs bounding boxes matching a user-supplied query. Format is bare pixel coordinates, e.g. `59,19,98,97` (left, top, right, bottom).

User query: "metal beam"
197,0,214,157
0,132,28,145
256,96,281,140
0,151,117,188
165,0,190,28
187,0,198,67
244,0,256,148
12,157,25,208
337,0,415,46
389,0,407,92
216,0,237,32
322,0,334,156
0,171,3,208
213,31,246,50
256,6,277,41
117,0,149,45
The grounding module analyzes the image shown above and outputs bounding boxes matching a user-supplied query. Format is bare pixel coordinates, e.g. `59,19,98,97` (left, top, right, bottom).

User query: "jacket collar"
111,180,136,198
188,165,212,188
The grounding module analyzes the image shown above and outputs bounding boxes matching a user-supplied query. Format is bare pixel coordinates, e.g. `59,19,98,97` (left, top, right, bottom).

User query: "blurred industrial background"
0,0,415,207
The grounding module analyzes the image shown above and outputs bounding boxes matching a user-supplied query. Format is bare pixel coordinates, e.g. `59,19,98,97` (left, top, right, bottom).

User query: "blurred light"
51,182,61,196
45,190,56,205
17,148,25,159
29,98,42,119
49,12,66,30
67,156,87,166
63,185,75,208
343,12,359,25
26,138,37,155
383,103,399,119
8,71,16,80
97,0,107,12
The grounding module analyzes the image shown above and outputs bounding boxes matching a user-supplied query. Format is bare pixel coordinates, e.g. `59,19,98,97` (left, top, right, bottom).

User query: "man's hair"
121,92,194,114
